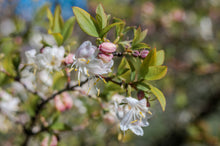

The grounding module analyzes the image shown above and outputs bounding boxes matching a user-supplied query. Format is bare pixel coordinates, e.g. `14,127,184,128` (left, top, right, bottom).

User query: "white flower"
115,97,152,136
25,49,36,64
0,90,20,117
35,46,65,71
71,41,113,83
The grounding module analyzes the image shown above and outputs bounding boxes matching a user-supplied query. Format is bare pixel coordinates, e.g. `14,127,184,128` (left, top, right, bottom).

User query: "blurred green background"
0,0,220,145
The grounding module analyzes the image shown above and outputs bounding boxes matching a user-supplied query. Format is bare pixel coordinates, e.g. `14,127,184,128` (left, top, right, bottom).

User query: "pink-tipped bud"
62,92,73,109
41,135,58,146
54,96,66,112
140,50,149,58
98,53,113,63
99,42,117,53
64,54,74,65
132,50,140,57
137,90,145,100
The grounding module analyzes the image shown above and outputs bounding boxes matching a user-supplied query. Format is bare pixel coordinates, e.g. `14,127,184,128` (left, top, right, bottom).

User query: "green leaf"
100,22,124,38
96,4,107,29
148,84,166,111
47,8,53,30
50,122,71,131
144,66,167,80
61,16,76,42
113,18,125,37
126,57,136,81
51,33,63,46
53,5,62,33
139,48,157,78
72,7,99,37
132,28,148,46
117,57,130,76
155,50,165,65
132,43,150,50
136,82,150,91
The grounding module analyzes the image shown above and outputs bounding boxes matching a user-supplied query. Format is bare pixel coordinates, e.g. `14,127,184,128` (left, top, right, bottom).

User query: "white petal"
129,125,144,136
120,110,134,131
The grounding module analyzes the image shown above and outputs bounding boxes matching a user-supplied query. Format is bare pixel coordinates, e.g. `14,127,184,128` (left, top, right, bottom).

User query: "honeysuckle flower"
71,41,113,87
99,42,117,53
115,97,152,136
0,90,20,117
35,46,65,71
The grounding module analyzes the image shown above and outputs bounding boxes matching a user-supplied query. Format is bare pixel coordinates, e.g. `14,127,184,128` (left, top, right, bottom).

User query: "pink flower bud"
64,54,74,65
41,135,58,146
140,50,149,58
99,42,117,53
132,50,140,57
98,53,113,63
54,96,66,112
62,92,73,109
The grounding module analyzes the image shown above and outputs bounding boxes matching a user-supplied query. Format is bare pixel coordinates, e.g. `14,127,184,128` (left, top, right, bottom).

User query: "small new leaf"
132,28,148,46
139,48,157,78
100,22,124,38
61,16,76,42
96,4,107,29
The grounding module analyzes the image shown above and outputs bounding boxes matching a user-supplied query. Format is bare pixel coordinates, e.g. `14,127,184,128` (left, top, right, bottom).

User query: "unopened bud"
62,92,73,109
137,90,145,100
98,53,113,63
99,42,117,53
41,135,58,146
54,96,66,112
64,54,74,65
140,50,149,58
132,50,140,57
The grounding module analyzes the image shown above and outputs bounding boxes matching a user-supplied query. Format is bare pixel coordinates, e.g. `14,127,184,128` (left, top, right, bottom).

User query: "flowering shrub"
0,4,167,145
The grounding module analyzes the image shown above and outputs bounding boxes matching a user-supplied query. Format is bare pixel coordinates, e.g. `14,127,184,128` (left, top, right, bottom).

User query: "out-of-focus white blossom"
35,46,65,71
29,32,56,50
115,97,152,136
0,19,15,36
200,17,213,40
0,90,20,117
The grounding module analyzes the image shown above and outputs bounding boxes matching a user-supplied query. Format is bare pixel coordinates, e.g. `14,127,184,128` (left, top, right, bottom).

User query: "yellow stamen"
78,80,80,86
102,78,107,84
86,70,90,77
97,89,100,96
79,58,86,62
75,68,78,71
130,119,138,124
139,112,145,118
96,78,100,82
86,60,90,64
148,111,152,115
87,87,91,95
68,68,74,72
